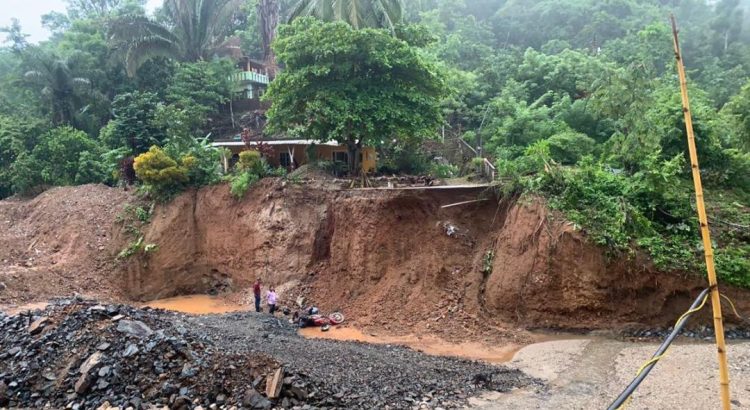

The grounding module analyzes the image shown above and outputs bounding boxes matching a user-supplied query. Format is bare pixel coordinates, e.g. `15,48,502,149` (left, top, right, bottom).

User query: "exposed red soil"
0,185,133,306
2,182,749,344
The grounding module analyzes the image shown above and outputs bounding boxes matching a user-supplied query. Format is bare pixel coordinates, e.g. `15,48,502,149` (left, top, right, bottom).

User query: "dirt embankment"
123,181,750,337
2,182,748,338
0,185,133,305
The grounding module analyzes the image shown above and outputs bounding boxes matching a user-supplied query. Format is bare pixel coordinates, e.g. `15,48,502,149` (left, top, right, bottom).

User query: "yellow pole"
670,15,731,410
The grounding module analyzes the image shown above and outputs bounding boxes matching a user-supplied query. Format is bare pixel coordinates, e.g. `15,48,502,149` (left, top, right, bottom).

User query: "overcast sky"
1,0,162,43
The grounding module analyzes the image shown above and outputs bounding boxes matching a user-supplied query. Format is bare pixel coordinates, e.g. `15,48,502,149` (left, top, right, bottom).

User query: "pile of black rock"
0,298,293,409
1,298,541,409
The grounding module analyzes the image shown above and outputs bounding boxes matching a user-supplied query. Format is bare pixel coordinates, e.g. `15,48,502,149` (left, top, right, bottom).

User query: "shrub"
270,166,288,177
496,141,552,178
305,144,319,162
75,151,108,185
133,146,189,200
163,136,222,187
377,143,430,175
546,131,596,165
717,148,750,193
0,115,45,198
531,155,696,268
228,150,283,199
715,245,750,287
11,126,107,195
429,163,459,178
230,172,260,199
10,152,42,195
105,92,165,154
238,150,263,174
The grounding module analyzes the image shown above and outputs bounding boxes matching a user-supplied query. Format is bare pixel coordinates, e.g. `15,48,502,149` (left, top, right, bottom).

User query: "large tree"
258,0,280,73
23,50,93,126
288,0,403,33
66,0,147,19
265,18,445,173
110,0,243,76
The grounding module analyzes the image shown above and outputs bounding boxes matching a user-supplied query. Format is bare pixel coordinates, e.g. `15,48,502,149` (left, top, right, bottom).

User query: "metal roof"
211,140,343,147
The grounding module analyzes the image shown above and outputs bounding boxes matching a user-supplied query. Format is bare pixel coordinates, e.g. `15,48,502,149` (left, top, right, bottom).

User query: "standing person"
267,286,277,315
253,278,262,312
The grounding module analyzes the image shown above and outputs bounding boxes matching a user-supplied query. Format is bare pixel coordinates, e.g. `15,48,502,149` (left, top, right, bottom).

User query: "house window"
280,152,292,167
333,151,348,165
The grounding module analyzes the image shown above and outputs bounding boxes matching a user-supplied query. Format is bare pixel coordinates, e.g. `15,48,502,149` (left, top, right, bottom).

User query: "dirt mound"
0,185,134,306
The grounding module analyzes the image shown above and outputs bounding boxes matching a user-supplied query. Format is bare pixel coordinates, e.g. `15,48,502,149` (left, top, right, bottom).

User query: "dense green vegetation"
1,0,750,285
264,17,445,173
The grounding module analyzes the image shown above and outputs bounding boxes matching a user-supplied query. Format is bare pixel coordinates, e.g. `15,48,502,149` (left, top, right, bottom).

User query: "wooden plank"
265,367,283,399
440,199,489,209
350,184,492,191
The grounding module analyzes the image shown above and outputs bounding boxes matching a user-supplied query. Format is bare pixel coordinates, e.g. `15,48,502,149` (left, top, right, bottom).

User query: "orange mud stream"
0,301,50,315
299,326,525,363
144,294,249,314
140,294,587,364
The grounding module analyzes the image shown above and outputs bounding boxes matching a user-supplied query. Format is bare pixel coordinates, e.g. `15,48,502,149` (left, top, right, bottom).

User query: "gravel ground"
188,312,539,409
0,299,539,409
470,338,750,409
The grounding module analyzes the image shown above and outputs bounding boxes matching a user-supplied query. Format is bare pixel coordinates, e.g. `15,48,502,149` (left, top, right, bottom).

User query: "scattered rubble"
0,299,278,409
1,299,540,409
192,312,540,409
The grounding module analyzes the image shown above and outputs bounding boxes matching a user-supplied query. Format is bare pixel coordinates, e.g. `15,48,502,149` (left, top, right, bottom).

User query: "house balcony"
230,71,269,85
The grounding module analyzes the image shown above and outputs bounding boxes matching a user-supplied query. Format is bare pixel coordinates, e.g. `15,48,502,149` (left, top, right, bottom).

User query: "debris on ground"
0,299,540,409
0,298,279,409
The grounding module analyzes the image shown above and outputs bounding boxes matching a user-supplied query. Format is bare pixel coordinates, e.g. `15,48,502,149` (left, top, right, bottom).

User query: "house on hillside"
212,138,377,174
231,57,270,101
219,57,378,174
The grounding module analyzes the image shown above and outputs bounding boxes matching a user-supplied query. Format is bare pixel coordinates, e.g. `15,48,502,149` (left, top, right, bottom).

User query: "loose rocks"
116,319,153,338
0,299,278,409
1,299,539,409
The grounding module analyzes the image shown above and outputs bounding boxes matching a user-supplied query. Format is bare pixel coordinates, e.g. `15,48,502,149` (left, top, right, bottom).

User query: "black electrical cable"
607,287,711,410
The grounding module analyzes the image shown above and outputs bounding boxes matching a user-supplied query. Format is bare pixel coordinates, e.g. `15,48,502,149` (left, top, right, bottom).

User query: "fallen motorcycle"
295,307,344,331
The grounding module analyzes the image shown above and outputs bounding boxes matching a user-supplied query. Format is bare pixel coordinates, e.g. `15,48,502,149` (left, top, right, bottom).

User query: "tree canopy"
288,0,404,32
110,0,244,76
265,17,445,172
2,0,750,284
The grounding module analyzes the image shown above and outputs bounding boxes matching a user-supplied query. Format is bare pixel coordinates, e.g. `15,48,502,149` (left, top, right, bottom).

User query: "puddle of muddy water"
144,294,249,314
299,326,524,363
0,301,50,316
141,294,588,364
299,327,591,364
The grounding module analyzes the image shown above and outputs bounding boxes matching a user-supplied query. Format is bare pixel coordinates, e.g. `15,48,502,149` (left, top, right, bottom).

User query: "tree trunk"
230,98,235,129
347,140,362,177
724,30,729,52
258,0,280,76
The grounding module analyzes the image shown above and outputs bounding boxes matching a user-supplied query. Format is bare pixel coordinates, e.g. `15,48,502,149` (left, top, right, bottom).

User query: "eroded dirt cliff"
1,182,742,339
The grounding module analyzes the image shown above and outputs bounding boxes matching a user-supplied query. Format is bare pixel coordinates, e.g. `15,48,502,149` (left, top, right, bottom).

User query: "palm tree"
288,0,403,33
24,51,93,125
258,0,280,74
110,0,243,76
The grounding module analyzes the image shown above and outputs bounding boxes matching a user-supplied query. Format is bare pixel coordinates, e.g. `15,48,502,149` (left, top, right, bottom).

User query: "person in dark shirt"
253,278,262,312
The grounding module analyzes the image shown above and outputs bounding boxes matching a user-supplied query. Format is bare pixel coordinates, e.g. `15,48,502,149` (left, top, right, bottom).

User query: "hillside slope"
1,182,746,340
0,185,133,304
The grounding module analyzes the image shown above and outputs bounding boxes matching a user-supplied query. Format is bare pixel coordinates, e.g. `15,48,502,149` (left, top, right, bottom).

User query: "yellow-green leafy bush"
133,146,189,199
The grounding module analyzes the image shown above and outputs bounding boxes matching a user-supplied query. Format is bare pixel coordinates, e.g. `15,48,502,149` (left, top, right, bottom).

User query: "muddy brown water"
139,294,589,364
143,294,249,314
0,301,50,316
2,295,589,364
298,326,524,363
